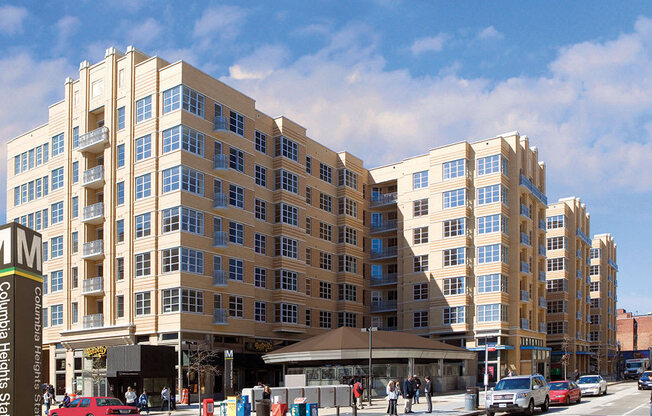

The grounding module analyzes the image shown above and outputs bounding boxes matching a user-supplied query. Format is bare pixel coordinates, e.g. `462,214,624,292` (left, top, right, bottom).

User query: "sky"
0,0,650,313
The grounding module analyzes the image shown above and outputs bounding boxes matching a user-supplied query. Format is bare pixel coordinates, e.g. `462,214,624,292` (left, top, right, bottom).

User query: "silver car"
486,374,550,416
577,375,608,396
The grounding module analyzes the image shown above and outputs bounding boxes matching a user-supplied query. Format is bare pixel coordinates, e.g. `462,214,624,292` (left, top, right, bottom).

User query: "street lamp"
361,327,378,406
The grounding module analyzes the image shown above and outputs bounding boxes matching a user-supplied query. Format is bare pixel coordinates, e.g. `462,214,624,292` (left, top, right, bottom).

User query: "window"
229,185,244,208
319,252,332,270
443,306,465,324
590,248,601,259
135,135,152,161
276,170,298,193
591,314,601,325
229,296,244,318
135,292,151,315
51,201,64,224
51,236,63,258
338,226,358,245
478,214,507,234
547,215,565,229
547,300,567,314
443,277,465,295
477,154,507,175
116,219,125,243
477,304,507,322
162,289,180,313
547,236,566,251
339,168,358,189
71,302,78,324
319,193,332,212
254,233,267,254
319,281,332,299
413,283,428,300
444,159,465,179
590,281,600,292
319,163,332,183
228,147,245,173
320,311,332,328
255,199,267,221
413,170,428,189
117,107,125,130
163,86,181,113
276,269,298,291
135,213,152,238
338,284,357,301
134,252,152,276
546,279,567,293
413,227,429,244
255,130,267,153
136,96,152,123
276,236,298,259
51,167,64,190
162,166,204,195
547,322,567,335
14,155,19,175
413,311,428,328
279,303,298,324
72,161,79,183
229,259,244,281
116,258,124,281
229,111,245,136
162,125,205,156
477,274,507,293
117,182,125,205
254,267,266,288
443,218,465,237
414,255,428,272
229,222,244,245
547,257,567,271
413,198,428,216
590,265,600,275
43,308,48,328
444,247,465,266
71,232,78,254
255,165,267,187
117,144,125,167
338,255,358,274
51,305,63,326
51,133,64,157
340,198,358,217
277,136,298,161
306,156,312,174
255,301,266,322
183,87,205,116
338,312,356,328
275,203,299,226
319,222,332,241
306,187,312,205
135,174,151,199
51,270,63,292
478,184,507,205
477,244,507,264
443,188,465,208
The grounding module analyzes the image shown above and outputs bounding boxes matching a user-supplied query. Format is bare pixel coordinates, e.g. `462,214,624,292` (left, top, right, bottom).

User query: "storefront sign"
224,350,233,396
0,223,43,416
245,339,275,353
85,346,107,358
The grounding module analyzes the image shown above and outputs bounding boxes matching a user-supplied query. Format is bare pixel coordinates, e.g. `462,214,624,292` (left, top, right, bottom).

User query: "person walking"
413,375,421,404
353,378,365,409
571,368,580,382
160,386,170,411
403,375,415,414
125,386,137,407
424,376,434,413
263,385,272,400
43,389,52,415
138,390,150,415
386,381,399,416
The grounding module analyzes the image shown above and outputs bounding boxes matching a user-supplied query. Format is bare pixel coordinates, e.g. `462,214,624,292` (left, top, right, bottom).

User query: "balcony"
370,299,398,313
520,232,530,246
538,245,546,256
539,271,546,282
213,231,227,247
608,259,619,271
539,219,546,230
213,270,227,287
519,174,548,205
520,290,530,302
539,297,547,308
82,240,104,260
213,193,228,209
520,318,530,330
82,166,104,189
370,246,398,260
539,322,546,333
76,126,109,153
520,261,530,274
370,220,398,234
83,313,103,329
82,276,103,295
213,309,228,325
370,192,398,207
577,270,582,279
213,154,228,170
214,115,228,131
82,203,104,224
520,204,531,219
576,228,592,246
370,273,398,287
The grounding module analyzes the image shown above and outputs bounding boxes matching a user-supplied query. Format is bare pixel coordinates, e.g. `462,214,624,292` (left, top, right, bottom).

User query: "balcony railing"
539,322,546,333
538,245,546,256
577,270,582,279
520,232,530,246
370,273,398,287
539,219,546,230
213,154,228,170
82,240,104,260
520,290,530,302
608,259,619,271
370,192,398,207
539,271,546,282
213,193,228,209
76,126,109,152
213,270,227,287
213,309,228,324
213,231,227,247
539,297,547,308
82,276,103,295
370,299,398,313
519,174,548,205
82,165,104,188
576,228,592,246
370,246,398,260
520,204,531,219
520,261,530,273
370,220,398,234
214,115,228,131
82,203,104,224
520,318,530,330
83,313,103,329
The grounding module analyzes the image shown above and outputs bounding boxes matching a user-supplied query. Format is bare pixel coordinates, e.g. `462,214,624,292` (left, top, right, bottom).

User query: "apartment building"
6,47,367,398
545,198,592,377
617,309,652,351
589,234,618,374
367,133,550,381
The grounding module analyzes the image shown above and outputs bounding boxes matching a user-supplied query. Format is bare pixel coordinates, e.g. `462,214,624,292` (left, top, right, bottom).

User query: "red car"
49,397,139,415
547,380,582,405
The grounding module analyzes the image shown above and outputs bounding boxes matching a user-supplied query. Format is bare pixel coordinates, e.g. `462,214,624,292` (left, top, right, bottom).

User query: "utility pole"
361,327,378,406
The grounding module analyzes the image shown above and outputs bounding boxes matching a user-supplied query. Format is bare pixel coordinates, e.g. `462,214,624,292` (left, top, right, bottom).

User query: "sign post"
0,223,43,415
224,349,234,396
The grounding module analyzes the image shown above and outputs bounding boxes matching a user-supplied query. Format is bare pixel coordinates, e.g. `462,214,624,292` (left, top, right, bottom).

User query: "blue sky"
0,1,650,312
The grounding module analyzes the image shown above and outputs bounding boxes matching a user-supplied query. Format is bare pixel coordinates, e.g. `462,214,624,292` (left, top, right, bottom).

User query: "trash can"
464,387,477,411
256,399,271,416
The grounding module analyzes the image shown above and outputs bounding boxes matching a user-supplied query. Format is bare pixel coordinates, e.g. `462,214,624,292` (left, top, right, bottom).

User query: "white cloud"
193,5,249,43
126,18,163,47
410,33,448,54
478,25,504,41
55,15,80,51
228,44,289,80
0,5,27,35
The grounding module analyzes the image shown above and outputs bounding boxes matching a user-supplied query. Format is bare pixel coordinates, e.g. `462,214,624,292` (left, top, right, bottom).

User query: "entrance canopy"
262,327,475,364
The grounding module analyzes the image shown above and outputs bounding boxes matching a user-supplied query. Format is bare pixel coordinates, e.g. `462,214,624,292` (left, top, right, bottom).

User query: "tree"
187,343,222,415
84,346,107,396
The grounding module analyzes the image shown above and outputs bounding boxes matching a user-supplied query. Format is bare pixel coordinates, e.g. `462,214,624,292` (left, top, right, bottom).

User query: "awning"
467,345,515,351
520,346,552,351
552,351,594,356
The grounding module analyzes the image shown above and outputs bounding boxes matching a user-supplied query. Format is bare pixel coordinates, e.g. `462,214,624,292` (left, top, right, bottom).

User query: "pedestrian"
43,389,52,415
386,380,398,416
125,386,137,407
424,376,434,413
263,385,272,400
138,390,150,415
403,375,414,414
61,392,70,408
507,369,515,377
160,386,170,411
413,375,421,404
170,392,177,410
571,368,580,382
394,379,402,400
353,378,365,409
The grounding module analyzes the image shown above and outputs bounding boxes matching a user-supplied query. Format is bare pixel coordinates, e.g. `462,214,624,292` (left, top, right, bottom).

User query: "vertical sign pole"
484,336,489,408
224,349,234,397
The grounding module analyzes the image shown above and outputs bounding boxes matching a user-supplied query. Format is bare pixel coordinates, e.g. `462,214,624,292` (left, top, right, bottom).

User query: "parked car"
638,371,652,390
576,375,608,396
547,380,582,405
485,374,550,415
48,397,139,415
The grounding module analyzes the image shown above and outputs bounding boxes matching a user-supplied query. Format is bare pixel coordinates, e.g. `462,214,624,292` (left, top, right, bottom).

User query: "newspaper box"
290,403,306,416
271,403,288,416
